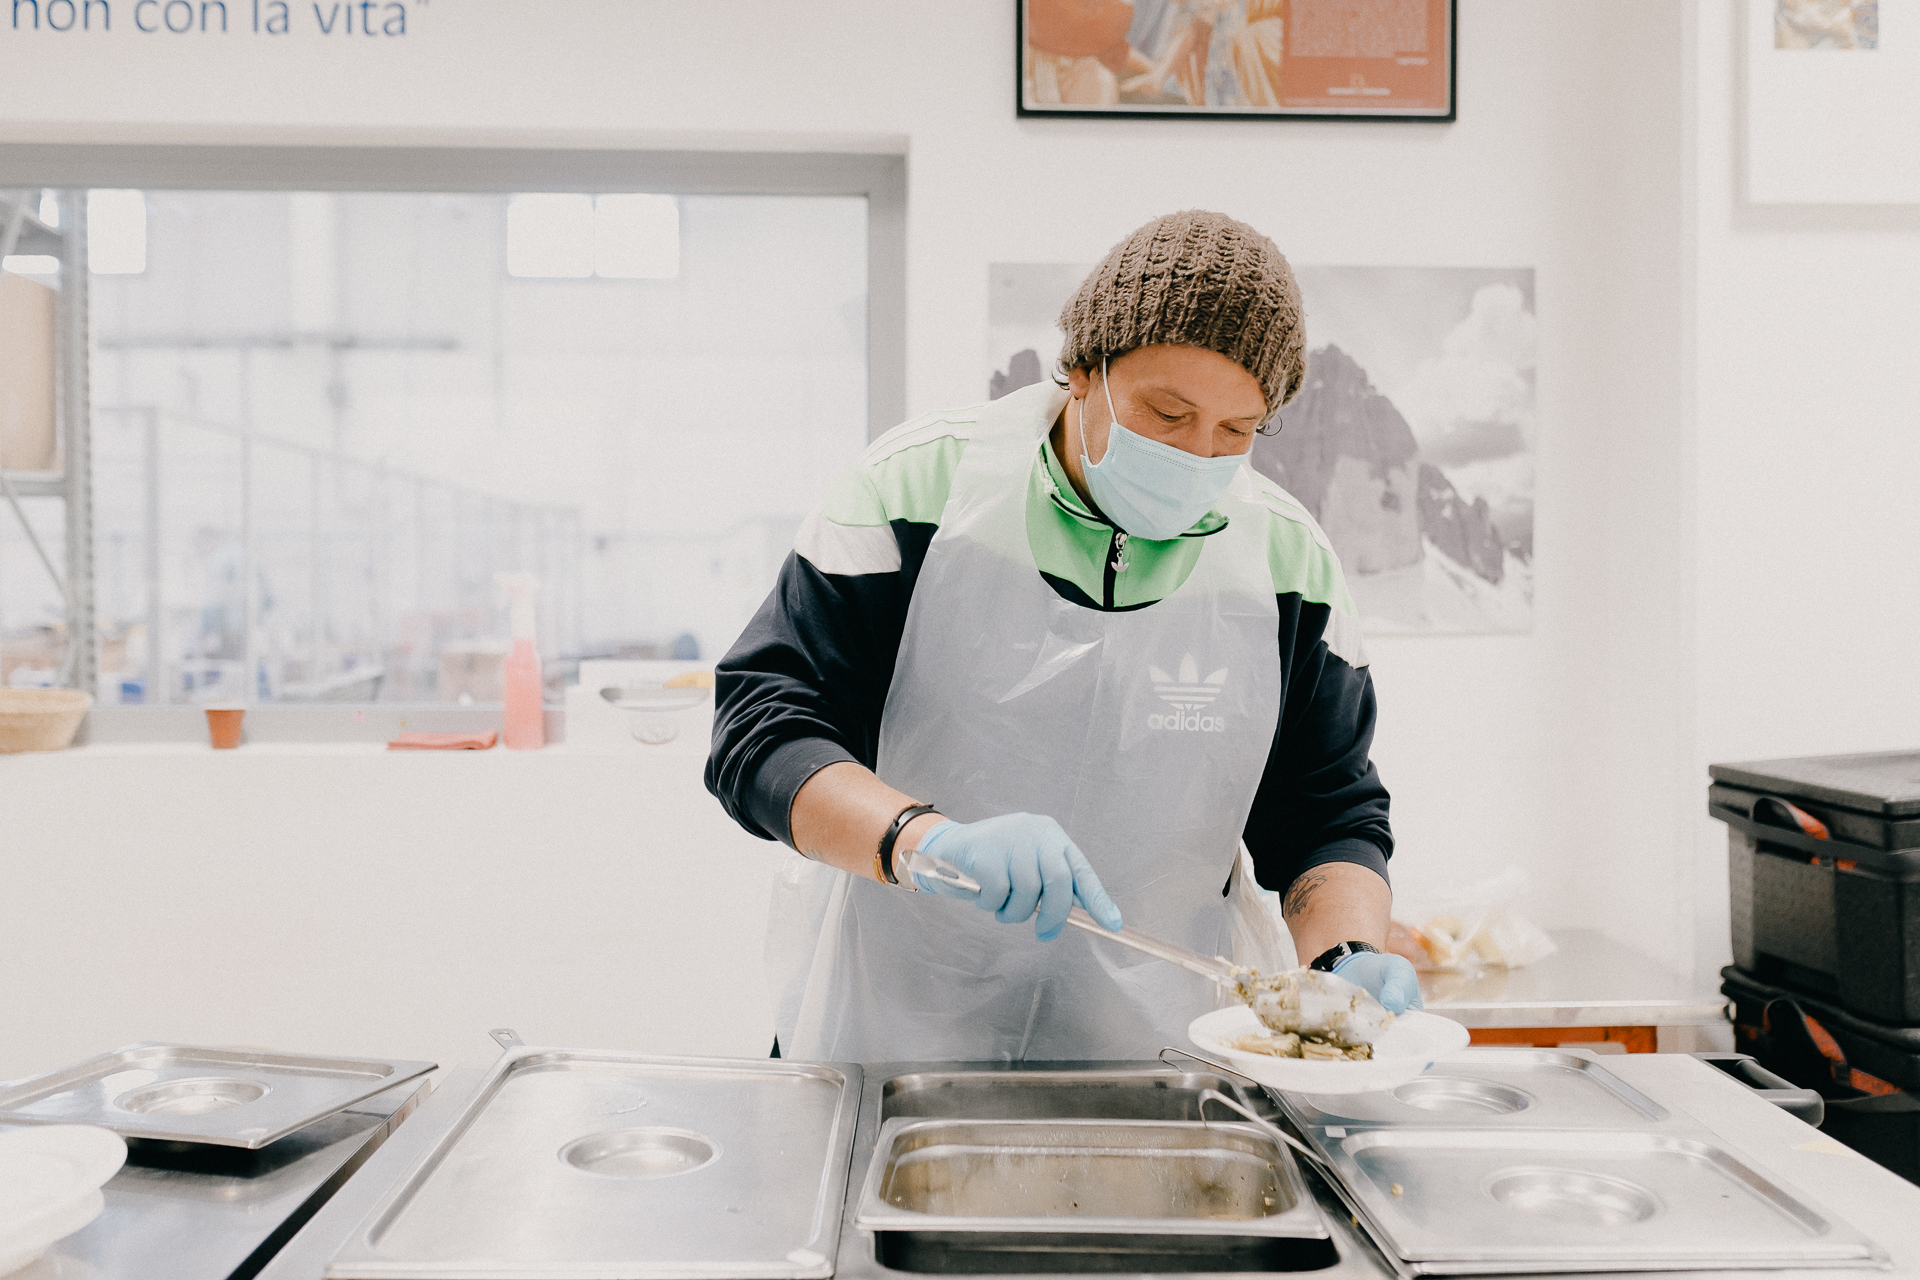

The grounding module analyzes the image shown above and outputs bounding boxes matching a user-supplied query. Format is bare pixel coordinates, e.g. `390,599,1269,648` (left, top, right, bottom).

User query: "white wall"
0,0,1727,1073
1686,3,1920,983
0,740,786,1081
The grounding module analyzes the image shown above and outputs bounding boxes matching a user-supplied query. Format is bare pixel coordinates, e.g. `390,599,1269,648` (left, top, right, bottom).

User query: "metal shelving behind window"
0,148,905,735
0,188,94,693
86,403,583,705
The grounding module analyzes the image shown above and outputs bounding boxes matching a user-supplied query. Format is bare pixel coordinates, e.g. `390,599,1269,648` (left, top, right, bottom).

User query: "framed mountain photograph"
1019,0,1456,121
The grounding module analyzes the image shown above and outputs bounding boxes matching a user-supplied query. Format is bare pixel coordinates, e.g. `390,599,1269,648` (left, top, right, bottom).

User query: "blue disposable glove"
1332,951,1424,1015
914,815,1124,942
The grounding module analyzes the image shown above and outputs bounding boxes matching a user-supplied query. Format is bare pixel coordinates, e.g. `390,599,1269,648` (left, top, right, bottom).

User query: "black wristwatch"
877,802,939,885
1308,941,1381,973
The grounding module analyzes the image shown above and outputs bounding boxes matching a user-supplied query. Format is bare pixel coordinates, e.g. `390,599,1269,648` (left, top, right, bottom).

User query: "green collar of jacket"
1026,435,1228,611
1034,434,1230,537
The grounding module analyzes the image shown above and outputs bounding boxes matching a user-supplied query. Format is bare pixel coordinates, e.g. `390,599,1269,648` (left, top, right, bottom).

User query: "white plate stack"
0,1125,127,1276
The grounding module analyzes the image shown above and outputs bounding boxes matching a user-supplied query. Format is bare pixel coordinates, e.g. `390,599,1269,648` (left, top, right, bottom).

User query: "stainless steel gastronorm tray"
855,1116,1328,1241
325,1049,862,1280
854,1115,1335,1275
1317,1127,1883,1273
0,1043,437,1149
1283,1049,1669,1132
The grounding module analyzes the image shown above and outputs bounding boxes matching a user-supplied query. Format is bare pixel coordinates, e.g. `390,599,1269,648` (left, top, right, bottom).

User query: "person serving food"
707,210,1419,1063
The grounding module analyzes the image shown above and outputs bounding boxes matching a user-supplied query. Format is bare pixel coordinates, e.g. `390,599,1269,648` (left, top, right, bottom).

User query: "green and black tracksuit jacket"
705,395,1392,899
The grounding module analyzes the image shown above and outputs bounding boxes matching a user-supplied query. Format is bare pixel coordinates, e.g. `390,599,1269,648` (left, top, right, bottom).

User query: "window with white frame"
0,185,870,706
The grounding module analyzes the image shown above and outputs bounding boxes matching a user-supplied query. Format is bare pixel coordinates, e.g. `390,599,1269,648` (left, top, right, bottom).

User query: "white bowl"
599,684,710,745
0,688,92,754
1189,1004,1470,1095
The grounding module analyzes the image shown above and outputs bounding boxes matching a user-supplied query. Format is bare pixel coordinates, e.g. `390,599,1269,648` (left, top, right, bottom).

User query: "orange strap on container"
1750,1000,1905,1098
1799,1010,1902,1097
1754,795,1830,840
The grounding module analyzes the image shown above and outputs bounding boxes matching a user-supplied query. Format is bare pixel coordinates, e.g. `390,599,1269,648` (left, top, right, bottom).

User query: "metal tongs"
1065,908,1394,1045
906,870,1240,988
917,868,1374,1021
1063,906,1237,985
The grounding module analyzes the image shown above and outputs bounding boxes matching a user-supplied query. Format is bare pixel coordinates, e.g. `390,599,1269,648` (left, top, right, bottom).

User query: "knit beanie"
1058,210,1306,419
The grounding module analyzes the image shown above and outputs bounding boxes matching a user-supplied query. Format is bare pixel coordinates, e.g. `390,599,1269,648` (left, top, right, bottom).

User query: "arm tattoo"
1282,869,1332,921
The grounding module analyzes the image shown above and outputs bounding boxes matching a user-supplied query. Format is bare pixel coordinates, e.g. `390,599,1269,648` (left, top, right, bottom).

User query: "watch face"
1311,941,1378,972
1309,944,1350,972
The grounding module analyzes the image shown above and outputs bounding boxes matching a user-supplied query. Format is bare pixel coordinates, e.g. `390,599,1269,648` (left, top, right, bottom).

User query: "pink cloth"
386,730,498,751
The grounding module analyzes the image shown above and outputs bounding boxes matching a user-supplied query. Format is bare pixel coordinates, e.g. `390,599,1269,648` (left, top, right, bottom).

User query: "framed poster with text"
1019,0,1455,121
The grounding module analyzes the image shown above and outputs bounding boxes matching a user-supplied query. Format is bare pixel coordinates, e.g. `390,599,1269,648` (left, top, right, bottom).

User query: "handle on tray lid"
488,1028,524,1053
1158,1044,1267,1091
1690,1052,1825,1127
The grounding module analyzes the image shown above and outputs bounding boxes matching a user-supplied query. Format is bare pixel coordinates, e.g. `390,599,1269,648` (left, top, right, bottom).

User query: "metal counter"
5,1074,431,1280
1420,929,1728,1030
258,1054,1920,1280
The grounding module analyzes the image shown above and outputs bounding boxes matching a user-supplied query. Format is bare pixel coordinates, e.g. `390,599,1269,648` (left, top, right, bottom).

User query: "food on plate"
1224,1029,1372,1060
1226,964,1392,1058
1225,1030,1300,1056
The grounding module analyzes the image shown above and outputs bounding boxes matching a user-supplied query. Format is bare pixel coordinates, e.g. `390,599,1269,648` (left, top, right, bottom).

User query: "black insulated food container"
1722,965,1920,1183
1710,749,1920,1025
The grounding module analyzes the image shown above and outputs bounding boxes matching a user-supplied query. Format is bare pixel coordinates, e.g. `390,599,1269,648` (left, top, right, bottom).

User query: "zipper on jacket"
1104,531,1130,609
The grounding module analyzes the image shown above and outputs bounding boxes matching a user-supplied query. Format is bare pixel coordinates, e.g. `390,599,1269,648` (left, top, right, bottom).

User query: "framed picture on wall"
1745,0,1916,203
1018,0,1456,121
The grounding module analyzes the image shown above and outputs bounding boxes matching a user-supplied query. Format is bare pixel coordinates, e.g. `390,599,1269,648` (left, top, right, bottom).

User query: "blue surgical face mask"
1079,357,1247,541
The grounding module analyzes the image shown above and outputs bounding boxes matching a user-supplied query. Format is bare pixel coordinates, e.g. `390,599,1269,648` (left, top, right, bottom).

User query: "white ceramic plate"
1188,1004,1470,1095
0,1125,125,1277
0,1188,104,1277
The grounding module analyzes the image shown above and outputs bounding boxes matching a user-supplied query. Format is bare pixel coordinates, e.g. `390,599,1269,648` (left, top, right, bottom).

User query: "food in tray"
1227,965,1392,1057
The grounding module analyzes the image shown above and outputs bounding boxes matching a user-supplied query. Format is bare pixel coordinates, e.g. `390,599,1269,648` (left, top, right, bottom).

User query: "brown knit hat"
1058,210,1306,419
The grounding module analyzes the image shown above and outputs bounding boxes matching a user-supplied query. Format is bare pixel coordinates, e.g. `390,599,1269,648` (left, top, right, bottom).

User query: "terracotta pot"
205,707,245,749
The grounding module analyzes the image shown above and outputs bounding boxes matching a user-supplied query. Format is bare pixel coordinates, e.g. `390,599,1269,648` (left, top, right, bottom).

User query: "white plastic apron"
773,385,1282,1062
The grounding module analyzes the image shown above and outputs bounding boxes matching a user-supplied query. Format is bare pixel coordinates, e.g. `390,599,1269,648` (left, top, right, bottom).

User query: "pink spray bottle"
496,571,545,750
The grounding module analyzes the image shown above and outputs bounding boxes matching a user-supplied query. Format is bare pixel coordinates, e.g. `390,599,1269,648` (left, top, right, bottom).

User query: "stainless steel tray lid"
1284,1049,1669,1129
1319,1127,1884,1269
0,1044,437,1149
1276,1049,1886,1273
326,1047,864,1280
